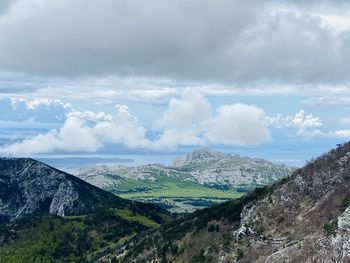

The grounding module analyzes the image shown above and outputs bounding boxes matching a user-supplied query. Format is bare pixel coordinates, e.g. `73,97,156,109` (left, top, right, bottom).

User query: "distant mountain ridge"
76,148,293,213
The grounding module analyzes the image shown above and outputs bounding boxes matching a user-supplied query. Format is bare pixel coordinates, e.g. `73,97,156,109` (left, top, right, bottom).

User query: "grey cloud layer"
0,0,349,85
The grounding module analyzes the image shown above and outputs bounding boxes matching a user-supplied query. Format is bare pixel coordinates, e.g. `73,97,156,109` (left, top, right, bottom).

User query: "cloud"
0,0,16,14
268,110,322,130
0,97,71,123
296,128,350,139
67,111,112,122
204,104,271,146
93,105,152,149
292,110,322,129
268,109,324,138
328,129,350,138
56,117,103,152
23,98,71,110
157,89,211,129
3,73,350,105
0,0,260,81
156,91,271,147
268,110,350,139
153,128,205,149
1,0,350,87
340,117,350,125
304,96,350,107
1,132,58,155
0,116,102,155
0,92,273,155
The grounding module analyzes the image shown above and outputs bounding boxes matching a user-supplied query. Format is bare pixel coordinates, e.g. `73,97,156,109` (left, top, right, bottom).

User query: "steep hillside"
0,157,119,223
103,143,350,263
0,158,171,262
76,148,293,213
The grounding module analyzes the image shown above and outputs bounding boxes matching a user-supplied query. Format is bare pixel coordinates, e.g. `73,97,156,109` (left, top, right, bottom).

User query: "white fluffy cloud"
153,128,205,149
268,110,323,137
268,110,322,130
157,89,211,129
268,110,350,139
0,92,273,155
0,116,102,155
56,117,102,152
93,105,151,149
156,91,271,148
292,110,323,130
204,104,271,146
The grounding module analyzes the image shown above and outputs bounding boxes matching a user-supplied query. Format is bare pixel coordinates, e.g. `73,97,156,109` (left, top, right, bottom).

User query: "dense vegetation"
0,203,171,263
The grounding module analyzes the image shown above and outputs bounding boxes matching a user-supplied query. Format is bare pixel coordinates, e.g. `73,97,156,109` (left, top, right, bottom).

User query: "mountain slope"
0,158,171,262
104,143,350,263
0,157,120,223
76,148,293,213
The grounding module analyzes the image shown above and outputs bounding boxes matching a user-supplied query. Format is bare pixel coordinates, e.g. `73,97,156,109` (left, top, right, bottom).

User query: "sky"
1,0,350,166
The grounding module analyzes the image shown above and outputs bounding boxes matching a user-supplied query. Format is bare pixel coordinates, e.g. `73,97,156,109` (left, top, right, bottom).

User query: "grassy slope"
117,179,244,199
108,176,246,213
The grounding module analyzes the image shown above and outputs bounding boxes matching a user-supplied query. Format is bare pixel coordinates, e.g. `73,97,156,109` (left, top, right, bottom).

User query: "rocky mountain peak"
171,147,230,167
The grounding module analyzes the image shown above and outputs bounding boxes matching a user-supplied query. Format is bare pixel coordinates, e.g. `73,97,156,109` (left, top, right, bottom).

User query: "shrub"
324,220,338,236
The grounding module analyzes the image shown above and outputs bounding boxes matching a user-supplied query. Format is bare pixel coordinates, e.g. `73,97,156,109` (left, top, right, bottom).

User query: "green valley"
76,148,293,213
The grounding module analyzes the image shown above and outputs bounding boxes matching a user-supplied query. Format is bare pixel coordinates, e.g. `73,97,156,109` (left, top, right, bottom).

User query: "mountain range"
75,148,293,213
1,143,350,262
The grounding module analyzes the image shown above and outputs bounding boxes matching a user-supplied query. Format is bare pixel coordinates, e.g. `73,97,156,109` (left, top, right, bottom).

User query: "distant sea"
35,154,179,173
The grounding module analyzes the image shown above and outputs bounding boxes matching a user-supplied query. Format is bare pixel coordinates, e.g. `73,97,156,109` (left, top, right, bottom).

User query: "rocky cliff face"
0,158,119,223
229,143,350,262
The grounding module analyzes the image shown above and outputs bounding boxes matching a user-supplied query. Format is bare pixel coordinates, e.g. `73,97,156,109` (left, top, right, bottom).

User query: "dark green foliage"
207,223,220,233
169,244,179,255
324,220,338,236
183,199,218,207
0,201,171,263
340,195,350,212
190,249,207,263
268,195,273,203
207,224,216,232
222,233,233,250
237,248,244,260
